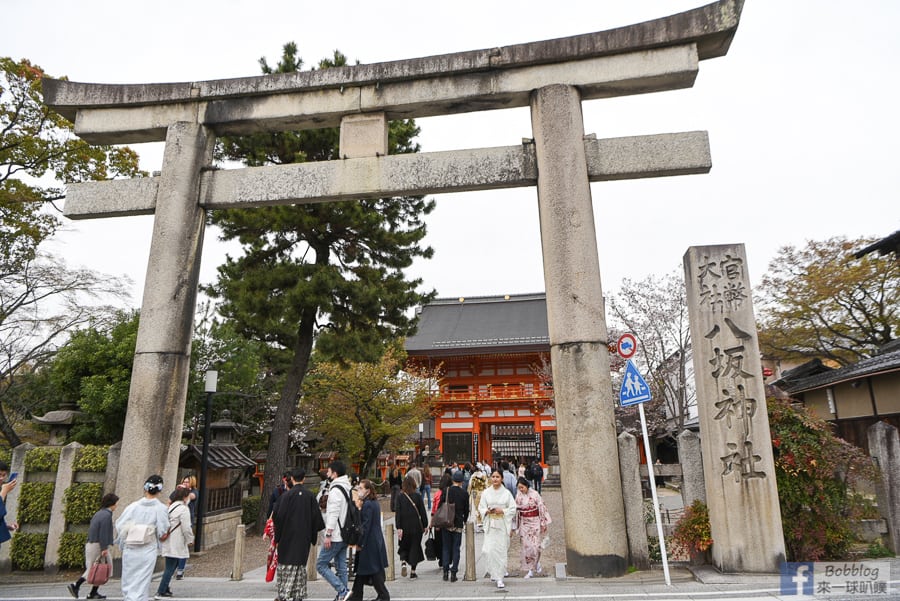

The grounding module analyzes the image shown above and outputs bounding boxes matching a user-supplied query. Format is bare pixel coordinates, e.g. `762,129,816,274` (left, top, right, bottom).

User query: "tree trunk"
257,310,316,529
0,399,22,448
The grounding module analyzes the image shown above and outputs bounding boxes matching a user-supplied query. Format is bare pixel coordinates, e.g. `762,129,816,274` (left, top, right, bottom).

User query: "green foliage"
1,57,144,272
670,500,712,555
242,494,261,526
17,481,54,523
757,236,900,366
768,396,877,560
647,535,663,562
10,532,47,571
51,311,139,443
0,448,9,464
864,540,894,559
302,347,437,478
63,482,103,525
59,532,88,569
73,445,109,472
24,446,60,472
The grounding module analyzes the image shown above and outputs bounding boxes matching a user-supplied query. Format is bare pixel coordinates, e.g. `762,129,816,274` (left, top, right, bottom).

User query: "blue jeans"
441,530,462,574
420,484,431,509
157,556,179,594
316,540,348,594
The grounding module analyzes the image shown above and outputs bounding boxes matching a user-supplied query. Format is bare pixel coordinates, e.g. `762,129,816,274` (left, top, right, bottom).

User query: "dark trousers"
157,556,179,594
350,569,389,600
441,529,462,574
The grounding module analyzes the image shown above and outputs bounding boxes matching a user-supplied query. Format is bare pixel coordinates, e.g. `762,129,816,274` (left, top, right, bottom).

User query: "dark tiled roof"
854,230,900,259
180,444,256,469
781,349,900,394
405,293,549,355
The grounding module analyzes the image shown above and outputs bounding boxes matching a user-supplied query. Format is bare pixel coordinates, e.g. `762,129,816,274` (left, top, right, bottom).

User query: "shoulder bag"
431,492,455,529
86,554,111,586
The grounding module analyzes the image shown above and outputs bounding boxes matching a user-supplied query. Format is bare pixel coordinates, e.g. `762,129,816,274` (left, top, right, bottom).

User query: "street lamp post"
195,369,217,552
418,422,424,465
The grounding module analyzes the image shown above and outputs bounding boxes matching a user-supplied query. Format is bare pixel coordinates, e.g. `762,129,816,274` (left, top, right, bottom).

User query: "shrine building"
405,293,556,468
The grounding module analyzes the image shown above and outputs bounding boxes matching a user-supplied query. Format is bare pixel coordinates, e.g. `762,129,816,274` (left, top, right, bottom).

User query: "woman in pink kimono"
514,476,551,578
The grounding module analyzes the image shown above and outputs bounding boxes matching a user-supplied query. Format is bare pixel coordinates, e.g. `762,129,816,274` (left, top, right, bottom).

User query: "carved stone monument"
43,0,744,576
683,243,785,572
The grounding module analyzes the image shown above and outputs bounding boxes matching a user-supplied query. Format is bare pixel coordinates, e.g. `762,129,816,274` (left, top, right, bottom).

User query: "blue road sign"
619,359,652,406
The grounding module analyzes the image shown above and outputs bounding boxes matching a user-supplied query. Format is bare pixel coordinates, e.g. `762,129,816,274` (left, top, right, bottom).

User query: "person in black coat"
272,468,325,601
441,469,471,582
395,474,428,579
346,479,389,601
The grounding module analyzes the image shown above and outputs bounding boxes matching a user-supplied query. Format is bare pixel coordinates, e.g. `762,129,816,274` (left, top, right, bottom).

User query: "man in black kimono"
273,468,326,601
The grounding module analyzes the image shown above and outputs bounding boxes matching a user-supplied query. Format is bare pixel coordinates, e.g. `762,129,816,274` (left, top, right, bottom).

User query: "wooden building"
405,293,555,468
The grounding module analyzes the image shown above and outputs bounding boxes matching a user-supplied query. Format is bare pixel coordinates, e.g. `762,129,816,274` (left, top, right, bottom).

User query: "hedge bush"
10,532,48,571
59,532,88,569
17,482,54,524
24,446,60,472
73,445,109,472
242,494,261,526
64,482,103,525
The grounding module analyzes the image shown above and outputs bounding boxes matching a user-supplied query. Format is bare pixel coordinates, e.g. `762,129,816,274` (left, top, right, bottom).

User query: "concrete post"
116,122,213,507
531,83,627,577
231,524,245,580
385,524,396,581
464,521,476,581
618,432,649,570
0,443,32,573
307,542,317,581
683,243,785,572
104,441,122,495
677,429,706,507
45,442,82,573
868,421,900,552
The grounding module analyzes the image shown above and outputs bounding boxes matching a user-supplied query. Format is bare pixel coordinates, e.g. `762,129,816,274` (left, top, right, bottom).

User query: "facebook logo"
781,562,814,595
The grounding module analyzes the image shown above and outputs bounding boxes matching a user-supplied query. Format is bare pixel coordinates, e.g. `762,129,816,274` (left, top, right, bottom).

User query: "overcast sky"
5,0,899,309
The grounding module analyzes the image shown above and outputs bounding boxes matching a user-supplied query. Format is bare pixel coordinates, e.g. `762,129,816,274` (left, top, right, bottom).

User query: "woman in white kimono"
477,469,517,589
115,475,169,601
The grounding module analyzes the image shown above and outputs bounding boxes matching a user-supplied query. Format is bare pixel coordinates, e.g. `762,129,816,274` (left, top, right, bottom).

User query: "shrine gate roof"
405,293,549,356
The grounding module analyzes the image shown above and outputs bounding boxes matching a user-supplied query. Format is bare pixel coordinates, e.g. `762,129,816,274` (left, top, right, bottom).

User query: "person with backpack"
439,470,469,582
317,461,353,601
345,479,390,601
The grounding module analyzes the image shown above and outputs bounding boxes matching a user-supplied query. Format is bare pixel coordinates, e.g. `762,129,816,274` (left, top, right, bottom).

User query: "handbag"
86,554,111,586
124,523,156,546
431,496,455,529
424,530,437,561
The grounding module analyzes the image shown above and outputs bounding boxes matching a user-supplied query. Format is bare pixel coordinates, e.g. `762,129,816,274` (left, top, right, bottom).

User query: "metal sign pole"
639,401,671,586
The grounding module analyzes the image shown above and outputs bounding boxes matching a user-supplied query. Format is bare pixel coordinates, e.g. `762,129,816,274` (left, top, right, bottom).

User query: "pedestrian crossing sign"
619,359,652,406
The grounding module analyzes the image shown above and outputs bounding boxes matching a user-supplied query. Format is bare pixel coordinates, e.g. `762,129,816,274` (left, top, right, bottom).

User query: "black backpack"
335,485,362,546
524,464,535,480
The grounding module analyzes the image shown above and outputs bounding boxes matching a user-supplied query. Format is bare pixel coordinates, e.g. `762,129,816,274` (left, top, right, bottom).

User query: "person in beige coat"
154,488,194,599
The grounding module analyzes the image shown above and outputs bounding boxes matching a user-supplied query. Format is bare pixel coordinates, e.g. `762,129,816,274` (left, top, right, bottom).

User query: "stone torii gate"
44,0,743,577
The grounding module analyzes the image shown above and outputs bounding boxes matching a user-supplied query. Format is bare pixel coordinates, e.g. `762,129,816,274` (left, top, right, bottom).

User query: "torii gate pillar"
532,85,627,575
119,122,213,497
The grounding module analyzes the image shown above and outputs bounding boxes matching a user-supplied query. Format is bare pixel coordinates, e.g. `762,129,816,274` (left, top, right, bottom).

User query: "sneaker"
536,562,543,574
497,579,505,589
337,589,352,601
450,572,458,582
409,572,417,579
86,595,106,600
400,562,408,577
155,591,173,599
524,569,533,579
175,570,184,580
67,584,79,599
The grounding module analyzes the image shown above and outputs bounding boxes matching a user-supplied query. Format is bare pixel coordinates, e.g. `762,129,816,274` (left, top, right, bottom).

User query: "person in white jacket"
154,487,194,599
316,460,352,601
